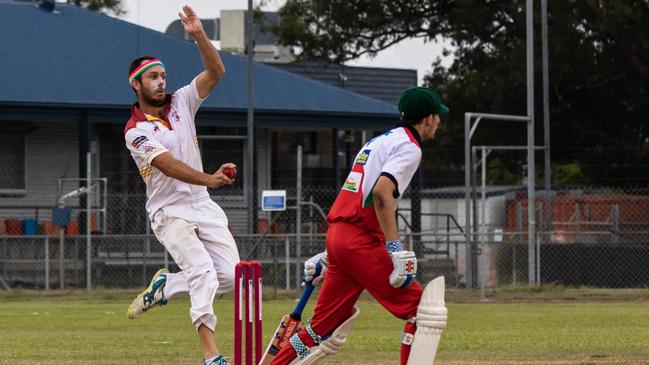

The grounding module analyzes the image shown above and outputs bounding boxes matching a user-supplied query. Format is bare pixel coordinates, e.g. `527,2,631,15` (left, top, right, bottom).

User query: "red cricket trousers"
271,221,423,365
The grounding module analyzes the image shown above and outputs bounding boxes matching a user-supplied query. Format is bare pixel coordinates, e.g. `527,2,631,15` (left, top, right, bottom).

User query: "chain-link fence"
4,181,649,291
3,140,649,292
406,186,649,290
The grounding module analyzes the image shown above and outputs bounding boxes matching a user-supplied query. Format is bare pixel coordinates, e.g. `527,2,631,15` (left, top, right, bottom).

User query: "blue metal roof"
0,1,398,119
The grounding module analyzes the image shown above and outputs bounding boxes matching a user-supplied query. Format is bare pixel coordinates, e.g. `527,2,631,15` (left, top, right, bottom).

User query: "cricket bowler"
124,6,238,365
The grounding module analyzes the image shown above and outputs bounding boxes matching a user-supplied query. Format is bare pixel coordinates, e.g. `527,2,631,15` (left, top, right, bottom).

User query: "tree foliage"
69,0,123,14
272,0,456,62
273,0,649,186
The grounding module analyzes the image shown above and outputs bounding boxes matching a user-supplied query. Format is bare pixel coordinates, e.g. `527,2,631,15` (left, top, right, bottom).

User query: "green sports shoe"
127,268,168,319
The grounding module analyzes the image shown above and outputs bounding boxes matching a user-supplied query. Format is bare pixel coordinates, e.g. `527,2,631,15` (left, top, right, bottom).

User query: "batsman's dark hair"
400,115,429,127
128,56,156,94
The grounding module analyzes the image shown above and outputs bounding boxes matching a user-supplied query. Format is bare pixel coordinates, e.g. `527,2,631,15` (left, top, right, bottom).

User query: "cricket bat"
258,264,321,365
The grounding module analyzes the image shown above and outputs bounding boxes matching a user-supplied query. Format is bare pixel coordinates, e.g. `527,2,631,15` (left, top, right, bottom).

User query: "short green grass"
1,288,649,365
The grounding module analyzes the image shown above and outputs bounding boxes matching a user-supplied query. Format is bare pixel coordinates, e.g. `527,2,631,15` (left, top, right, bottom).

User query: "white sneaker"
127,268,168,319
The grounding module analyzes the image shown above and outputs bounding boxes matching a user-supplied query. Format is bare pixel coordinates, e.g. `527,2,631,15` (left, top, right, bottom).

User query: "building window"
272,129,335,187
289,132,318,154
0,131,25,192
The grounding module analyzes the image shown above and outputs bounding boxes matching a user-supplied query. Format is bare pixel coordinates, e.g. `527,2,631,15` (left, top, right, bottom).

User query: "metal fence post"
246,0,255,235
542,0,552,236
575,202,581,236
612,204,620,244
480,147,487,299
86,152,92,292
525,0,536,287
0,236,9,292
464,113,472,290
296,145,303,291
59,227,65,289
515,202,522,286
471,147,479,288
535,202,542,286
512,243,517,286
285,238,290,290
45,236,50,291
536,231,541,285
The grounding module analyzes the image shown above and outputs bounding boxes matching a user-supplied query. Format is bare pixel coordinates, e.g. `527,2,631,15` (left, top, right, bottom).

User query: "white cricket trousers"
151,198,239,332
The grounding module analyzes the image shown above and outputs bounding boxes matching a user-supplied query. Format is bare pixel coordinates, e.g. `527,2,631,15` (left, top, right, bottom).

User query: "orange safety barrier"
6,219,22,235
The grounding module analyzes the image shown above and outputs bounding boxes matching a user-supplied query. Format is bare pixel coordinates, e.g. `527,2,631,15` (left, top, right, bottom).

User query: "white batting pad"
407,276,447,365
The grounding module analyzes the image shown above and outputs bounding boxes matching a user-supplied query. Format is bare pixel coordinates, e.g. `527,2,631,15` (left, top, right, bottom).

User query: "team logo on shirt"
354,149,371,165
342,171,362,193
132,135,148,148
171,110,180,123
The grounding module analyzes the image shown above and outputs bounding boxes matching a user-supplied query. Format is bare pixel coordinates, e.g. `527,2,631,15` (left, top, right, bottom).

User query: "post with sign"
261,189,287,290
52,207,71,290
261,190,287,212
260,190,286,243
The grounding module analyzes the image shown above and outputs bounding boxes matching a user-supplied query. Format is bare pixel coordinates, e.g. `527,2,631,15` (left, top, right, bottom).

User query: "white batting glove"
386,240,417,288
301,251,328,287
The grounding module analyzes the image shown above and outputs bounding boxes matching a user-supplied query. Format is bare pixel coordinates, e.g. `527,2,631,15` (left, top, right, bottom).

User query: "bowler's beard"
141,86,166,107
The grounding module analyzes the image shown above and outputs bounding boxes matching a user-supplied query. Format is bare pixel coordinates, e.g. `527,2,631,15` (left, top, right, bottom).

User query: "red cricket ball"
223,166,237,179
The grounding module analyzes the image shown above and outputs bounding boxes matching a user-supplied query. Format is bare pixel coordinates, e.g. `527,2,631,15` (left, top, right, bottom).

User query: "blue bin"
52,208,71,227
23,218,38,235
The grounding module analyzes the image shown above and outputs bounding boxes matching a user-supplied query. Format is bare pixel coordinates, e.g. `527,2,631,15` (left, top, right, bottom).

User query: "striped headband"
128,59,165,85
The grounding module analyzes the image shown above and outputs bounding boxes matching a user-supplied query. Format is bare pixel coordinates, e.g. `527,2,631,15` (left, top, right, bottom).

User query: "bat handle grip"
294,283,315,316
294,262,322,316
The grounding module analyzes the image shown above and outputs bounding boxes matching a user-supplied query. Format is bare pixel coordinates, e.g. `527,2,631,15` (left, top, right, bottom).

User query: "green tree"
273,0,649,187
68,0,122,14
552,163,584,185
272,0,456,62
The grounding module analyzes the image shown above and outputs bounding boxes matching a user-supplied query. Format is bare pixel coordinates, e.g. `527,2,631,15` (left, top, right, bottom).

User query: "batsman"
271,87,449,365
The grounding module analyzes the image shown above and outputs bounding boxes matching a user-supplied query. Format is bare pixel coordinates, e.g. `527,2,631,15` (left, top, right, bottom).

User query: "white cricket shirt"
327,125,422,233
124,78,209,220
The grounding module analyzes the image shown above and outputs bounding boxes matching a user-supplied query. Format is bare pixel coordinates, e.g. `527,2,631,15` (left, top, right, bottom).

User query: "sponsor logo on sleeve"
132,135,148,148
342,171,362,193
355,149,371,165
143,145,157,154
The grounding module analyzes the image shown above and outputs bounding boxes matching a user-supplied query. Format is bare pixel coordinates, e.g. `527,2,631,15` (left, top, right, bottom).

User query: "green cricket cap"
398,87,449,121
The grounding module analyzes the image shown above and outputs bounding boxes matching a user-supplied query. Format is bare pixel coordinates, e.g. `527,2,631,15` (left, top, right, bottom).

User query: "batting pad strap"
290,333,310,359
305,320,323,345
401,332,414,346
